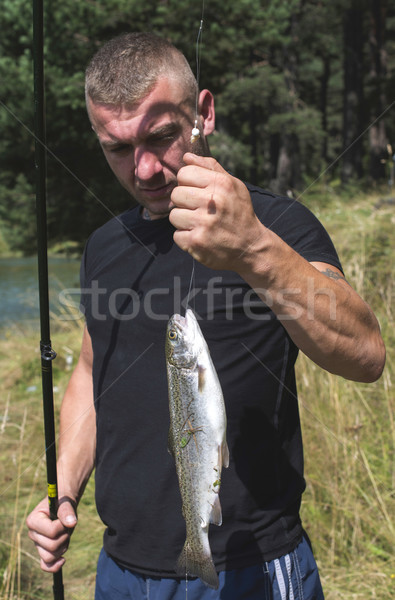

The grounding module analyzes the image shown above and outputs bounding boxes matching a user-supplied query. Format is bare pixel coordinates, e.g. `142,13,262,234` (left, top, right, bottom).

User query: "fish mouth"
171,313,187,326
171,310,197,335
169,314,187,336
166,311,198,368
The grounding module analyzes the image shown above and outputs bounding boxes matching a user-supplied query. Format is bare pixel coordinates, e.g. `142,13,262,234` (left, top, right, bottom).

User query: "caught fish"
166,309,229,589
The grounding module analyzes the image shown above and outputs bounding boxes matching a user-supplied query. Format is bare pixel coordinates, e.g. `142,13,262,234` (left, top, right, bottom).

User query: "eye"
168,329,178,341
110,144,130,154
147,125,180,147
148,135,174,148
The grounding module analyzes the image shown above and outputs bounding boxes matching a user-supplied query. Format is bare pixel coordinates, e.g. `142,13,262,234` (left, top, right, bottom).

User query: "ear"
198,89,215,136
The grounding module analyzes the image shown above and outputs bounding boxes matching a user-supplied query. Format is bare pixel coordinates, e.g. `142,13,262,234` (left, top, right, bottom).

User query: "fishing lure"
191,120,200,144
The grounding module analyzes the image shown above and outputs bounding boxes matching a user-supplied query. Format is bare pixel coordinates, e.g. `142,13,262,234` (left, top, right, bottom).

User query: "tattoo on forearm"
320,268,347,282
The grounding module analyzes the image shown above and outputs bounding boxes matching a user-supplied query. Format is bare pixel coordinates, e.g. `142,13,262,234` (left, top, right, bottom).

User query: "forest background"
0,0,394,254
0,1,394,599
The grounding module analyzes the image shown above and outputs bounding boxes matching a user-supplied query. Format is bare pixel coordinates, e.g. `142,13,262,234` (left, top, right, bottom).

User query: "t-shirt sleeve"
251,189,343,273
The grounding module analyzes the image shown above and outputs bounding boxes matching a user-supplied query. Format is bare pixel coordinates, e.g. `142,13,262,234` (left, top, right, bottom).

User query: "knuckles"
26,497,74,573
43,534,70,555
171,163,256,270
40,557,64,573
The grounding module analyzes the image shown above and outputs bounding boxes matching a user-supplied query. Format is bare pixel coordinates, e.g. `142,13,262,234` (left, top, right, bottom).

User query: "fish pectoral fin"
198,364,206,392
217,442,230,470
222,441,230,469
200,515,208,528
209,494,222,526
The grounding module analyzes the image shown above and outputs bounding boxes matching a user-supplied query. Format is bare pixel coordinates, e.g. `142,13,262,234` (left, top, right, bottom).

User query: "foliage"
1,0,395,253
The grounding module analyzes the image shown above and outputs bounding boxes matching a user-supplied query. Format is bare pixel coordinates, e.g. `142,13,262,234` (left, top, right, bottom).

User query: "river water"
0,256,81,332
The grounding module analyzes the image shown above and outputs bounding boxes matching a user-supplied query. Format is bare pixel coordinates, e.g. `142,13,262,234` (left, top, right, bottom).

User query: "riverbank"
0,232,82,260
0,185,394,599
0,256,81,335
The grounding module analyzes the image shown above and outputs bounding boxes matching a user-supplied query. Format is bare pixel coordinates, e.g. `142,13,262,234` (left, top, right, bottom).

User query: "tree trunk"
320,56,331,164
275,133,301,196
368,0,388,181
342,2,365,182
273,8,302,195
249,97,258,183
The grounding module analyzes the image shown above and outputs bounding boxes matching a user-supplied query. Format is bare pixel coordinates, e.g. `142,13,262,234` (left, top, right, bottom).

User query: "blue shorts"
95,535,324,599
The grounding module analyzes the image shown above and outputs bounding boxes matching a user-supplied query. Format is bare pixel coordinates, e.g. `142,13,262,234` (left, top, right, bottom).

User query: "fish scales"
166,309,229,589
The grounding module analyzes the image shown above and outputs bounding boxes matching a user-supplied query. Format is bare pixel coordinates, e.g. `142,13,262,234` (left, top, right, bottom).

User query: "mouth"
139,181,176,200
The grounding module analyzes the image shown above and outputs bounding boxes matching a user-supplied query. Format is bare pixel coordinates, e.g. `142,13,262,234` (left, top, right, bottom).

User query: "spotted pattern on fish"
166,309,229,589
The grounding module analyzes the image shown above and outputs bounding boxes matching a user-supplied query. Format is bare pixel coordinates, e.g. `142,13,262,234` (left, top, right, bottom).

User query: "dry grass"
298,184,395,598
0,315,101,599
0,185,394,598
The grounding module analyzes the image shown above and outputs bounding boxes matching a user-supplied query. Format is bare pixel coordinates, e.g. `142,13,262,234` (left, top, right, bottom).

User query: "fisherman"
26,32,385,599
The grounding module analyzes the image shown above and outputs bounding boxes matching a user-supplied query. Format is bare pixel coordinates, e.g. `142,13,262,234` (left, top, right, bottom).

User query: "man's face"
88,78,208,220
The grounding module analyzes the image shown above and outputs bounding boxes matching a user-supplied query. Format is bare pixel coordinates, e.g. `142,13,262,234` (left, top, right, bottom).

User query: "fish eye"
168,329,177,341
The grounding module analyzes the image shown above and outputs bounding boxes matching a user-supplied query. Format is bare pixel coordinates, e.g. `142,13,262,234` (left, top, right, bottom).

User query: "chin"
143,200,172,220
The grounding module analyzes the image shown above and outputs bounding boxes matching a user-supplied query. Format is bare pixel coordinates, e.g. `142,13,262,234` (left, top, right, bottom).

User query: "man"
27,33,385,599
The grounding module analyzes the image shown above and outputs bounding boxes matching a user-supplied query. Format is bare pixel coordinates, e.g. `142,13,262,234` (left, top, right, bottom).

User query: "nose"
134,148,162,182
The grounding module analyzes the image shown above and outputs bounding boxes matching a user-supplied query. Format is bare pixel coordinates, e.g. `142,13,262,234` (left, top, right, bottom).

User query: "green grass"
0,184,394,598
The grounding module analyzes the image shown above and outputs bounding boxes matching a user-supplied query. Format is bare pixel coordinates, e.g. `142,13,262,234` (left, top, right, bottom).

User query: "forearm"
26,328,96,573
239,225,386,382
57,334,96,504
170,154,385,381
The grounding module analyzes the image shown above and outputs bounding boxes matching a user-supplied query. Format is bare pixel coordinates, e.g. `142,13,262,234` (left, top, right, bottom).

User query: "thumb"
56,497,78,528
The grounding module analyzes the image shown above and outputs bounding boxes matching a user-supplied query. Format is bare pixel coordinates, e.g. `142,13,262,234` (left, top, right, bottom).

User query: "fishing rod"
32,0,64,598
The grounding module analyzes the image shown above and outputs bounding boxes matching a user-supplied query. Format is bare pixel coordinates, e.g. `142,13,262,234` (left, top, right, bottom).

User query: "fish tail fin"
177,541,219,589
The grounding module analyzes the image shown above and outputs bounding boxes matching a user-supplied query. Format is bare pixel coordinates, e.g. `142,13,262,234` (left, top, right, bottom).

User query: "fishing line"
184,0,205,317
184,257,196,315
183,6,206,594
190,0,205,144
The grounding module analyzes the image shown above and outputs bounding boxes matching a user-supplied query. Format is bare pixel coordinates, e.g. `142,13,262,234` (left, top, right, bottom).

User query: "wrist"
56,463,89,507
236,220,275,284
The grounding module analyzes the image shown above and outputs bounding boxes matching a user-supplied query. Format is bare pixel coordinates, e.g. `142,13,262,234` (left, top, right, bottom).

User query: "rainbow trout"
166,309,229,589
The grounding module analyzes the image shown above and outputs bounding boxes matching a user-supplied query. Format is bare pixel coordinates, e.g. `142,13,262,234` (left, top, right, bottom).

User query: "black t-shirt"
80,184,342,577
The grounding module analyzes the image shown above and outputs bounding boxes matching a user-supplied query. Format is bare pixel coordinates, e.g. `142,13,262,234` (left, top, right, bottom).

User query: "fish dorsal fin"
198,364,206,392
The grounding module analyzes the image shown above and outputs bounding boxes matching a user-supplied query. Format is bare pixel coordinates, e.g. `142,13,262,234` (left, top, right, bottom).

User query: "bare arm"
27,326,96,572
170,153,386,383
57,325,96,505
239,238,385,382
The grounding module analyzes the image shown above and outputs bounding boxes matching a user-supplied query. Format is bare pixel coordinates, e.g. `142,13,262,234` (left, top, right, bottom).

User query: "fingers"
175,153,225,192
26,496,77,573
57,496,78,528
171,154,226,214
33,532,69,572
182,153,225,172
170,153,261,271
171,186,202,211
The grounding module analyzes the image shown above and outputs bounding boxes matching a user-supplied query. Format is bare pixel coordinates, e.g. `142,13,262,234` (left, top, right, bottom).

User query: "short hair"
85,32,198,108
